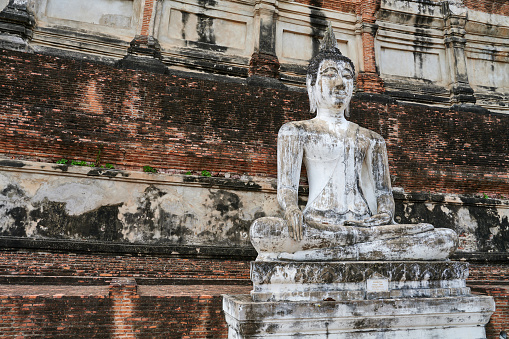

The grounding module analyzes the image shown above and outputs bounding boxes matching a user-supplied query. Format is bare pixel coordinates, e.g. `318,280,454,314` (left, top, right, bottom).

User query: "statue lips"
332,90,347,99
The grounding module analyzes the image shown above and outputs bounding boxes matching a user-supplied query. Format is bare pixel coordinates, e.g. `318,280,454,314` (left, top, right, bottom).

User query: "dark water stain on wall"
158,210,194,245
181,12,189,40
122,185,164,239
468,204,509,252
309,0,326,59
394,201,458,229
195,0,217,45
122,185,194,244
196,14,216,45
29,201,123,241
203,189,254,245
0,184,28,237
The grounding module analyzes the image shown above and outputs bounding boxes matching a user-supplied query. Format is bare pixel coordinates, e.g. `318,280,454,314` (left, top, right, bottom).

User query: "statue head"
307,23,355,115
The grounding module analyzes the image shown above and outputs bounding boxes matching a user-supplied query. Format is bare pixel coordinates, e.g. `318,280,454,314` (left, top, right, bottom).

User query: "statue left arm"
345,137,394,227
370,138,394,224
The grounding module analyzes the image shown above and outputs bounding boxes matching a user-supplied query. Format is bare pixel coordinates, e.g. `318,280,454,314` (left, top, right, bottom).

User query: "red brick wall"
0,49,508,196
0,250,250,283
470,264,509,338
0,283,246,339
469,264,509,284
294,0,357,13
1,253,508,338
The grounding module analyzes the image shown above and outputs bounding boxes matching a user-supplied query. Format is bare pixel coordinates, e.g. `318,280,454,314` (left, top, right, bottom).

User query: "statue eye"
321,67,338,78
342,73,353,79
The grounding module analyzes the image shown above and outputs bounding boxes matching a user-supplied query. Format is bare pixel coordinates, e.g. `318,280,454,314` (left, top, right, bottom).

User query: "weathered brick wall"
0,282,247,339
463,0,509,16
0,50,508,196
0,251,508,338
470,264,509,284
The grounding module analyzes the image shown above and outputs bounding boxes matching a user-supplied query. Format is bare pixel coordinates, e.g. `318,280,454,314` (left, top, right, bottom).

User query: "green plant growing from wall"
95,144,104,167
56,159,114,169
143,165,158,173
201,170,211,177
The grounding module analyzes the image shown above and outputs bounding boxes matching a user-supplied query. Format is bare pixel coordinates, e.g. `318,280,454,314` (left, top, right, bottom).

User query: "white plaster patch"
45,0,134,28
456,207,478,233
32,180,128,215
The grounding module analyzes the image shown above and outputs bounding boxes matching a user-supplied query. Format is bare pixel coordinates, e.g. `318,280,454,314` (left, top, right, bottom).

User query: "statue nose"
335,76,345,89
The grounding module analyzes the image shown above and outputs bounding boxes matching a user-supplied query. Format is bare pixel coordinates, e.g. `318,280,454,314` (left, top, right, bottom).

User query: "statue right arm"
277,123,304,241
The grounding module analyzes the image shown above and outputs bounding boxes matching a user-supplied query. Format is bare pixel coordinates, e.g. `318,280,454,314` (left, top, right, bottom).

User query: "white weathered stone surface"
223,293,495,338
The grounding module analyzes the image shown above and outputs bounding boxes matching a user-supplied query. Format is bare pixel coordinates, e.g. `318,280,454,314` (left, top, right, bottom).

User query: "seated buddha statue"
250,24,458,261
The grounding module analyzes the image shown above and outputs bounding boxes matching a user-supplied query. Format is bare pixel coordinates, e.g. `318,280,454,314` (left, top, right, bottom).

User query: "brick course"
463,0,509,16
0,250,251,284
0,283,250,338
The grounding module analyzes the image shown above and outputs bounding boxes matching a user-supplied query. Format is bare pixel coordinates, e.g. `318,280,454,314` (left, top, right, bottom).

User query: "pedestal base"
223,294,495,338
224,261,495,338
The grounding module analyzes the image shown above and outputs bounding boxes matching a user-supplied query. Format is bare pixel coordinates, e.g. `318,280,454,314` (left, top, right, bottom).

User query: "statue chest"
302,131,369,163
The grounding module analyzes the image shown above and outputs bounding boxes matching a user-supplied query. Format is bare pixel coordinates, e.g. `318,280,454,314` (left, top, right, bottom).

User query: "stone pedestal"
223,261,495,338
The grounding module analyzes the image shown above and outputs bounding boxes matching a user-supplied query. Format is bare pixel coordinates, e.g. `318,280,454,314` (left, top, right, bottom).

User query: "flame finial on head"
320,22,340,53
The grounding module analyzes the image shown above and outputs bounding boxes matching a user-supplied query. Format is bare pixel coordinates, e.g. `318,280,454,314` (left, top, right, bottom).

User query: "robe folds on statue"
278,120,393,232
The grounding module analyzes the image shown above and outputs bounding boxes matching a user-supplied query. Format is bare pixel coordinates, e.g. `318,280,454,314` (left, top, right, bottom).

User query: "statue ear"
345,103,350,118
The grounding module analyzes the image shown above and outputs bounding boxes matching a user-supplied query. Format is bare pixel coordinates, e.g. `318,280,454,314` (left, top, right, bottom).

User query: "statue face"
315,59,354,111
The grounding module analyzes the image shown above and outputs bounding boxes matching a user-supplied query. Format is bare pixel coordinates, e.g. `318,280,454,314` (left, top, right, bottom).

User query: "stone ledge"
223,294,495,338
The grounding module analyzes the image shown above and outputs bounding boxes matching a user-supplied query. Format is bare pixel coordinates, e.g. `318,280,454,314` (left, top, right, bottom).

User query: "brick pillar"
0,0,35,52
249,0,281,80
355,0,384,93
109,277,138,338
118,0,166,73
443,1,476,105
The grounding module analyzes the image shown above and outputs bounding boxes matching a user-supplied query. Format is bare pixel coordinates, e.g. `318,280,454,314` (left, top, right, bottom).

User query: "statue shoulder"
354,124,386,144
278,120,311,137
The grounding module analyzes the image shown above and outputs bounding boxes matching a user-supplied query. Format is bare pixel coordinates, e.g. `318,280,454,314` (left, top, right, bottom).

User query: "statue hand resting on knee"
250,24,458,261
